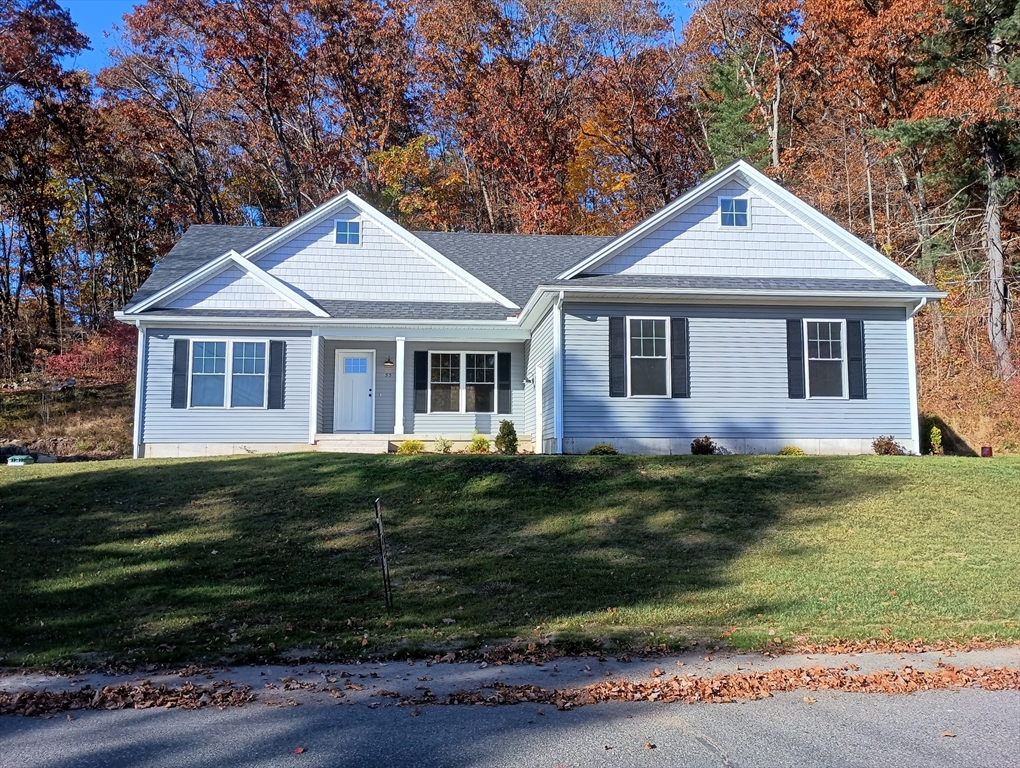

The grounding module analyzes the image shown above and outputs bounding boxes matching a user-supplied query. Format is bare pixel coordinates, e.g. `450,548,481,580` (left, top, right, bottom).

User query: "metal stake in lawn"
374,498,393,610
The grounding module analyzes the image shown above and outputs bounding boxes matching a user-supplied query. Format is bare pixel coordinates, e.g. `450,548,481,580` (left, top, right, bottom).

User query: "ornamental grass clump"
396,439,425,455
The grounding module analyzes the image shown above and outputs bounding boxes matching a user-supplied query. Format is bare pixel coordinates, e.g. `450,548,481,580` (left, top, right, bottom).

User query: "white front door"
334,351,375,432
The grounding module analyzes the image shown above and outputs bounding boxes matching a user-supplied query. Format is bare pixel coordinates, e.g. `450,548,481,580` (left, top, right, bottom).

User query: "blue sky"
60,0,692,75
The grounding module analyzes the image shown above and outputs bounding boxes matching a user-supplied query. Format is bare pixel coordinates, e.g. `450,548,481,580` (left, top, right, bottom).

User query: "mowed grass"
0,454,1017,669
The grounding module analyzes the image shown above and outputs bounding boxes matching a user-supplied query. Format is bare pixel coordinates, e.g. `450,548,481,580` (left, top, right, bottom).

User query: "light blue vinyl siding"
320,340,397,434
562,303,912,441
404,341,526,435
256,205,493,304
141,328,310,444
164,265,298,311
590,179,890,280
527,309,557,452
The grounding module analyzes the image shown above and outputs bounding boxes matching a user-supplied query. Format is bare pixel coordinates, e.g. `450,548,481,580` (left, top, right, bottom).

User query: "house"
115,161,943,458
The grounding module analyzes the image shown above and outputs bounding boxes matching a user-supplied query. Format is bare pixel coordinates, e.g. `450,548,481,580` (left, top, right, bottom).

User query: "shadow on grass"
0,454,896,667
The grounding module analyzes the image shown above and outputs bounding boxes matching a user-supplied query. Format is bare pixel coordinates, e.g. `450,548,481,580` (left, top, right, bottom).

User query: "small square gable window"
720,197,749,227
335,220,361,245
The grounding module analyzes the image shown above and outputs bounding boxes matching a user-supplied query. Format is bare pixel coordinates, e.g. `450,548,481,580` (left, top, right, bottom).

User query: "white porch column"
132,324,146,459
394,336,406,435
553,293,564,454
308,333,322,444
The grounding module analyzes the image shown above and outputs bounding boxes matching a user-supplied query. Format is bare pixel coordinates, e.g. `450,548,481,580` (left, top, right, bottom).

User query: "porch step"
315,437,391,454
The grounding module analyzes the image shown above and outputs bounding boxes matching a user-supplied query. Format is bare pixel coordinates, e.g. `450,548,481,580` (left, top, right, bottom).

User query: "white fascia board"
556,163,749,279
241,190,520,310
122,251,329,317
519,284,945,326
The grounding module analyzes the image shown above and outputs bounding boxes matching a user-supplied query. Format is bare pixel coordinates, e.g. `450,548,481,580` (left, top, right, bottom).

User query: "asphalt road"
2,688,1018,768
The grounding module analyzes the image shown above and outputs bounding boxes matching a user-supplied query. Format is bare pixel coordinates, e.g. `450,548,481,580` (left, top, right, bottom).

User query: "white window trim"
187,338,271,410
626,316,671,399
334,217,363,247
426,350,499,415
803,318,849,400
718,195,751,229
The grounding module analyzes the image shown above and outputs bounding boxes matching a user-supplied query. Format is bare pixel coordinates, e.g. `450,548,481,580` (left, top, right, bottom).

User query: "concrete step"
315,438,390,454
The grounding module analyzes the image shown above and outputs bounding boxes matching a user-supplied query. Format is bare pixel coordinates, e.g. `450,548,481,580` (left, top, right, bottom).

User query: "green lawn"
1,454,1017,669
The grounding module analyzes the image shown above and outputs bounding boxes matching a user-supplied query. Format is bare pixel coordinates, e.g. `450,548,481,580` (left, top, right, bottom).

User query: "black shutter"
497,352,511,413
670,317,690,398
413,350,428,413
268,340,286,409
787,319,805,399
171,339,189,408
847,320,866,399
609,316,626,397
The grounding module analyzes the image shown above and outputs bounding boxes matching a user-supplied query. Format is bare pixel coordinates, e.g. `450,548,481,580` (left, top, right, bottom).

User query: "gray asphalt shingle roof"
125,223,931,320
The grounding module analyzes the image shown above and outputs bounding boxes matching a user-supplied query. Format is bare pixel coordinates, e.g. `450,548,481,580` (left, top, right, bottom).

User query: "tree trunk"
982,128,1015,380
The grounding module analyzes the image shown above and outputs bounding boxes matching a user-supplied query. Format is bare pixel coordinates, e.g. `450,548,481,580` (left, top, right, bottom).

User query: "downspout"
132,320,146,459
905,298,927,455
553,291,564,454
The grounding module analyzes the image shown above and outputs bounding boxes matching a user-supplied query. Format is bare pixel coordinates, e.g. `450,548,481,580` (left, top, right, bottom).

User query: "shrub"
587,444,618,455
690,435,717,455
433,436,453,454
778,445,806,456
928,425,944,456
42,323,137,385
396,439,425,455
494,420,518,455
872,435,903,456
467,431,490,454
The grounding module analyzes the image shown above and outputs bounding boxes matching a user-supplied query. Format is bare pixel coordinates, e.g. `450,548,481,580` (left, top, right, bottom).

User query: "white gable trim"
242,191,520,309
557,161,924,286
125,250,330,317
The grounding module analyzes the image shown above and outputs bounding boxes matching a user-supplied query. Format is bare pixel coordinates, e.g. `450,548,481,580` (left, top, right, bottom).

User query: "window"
335,220,361,245
231,342,266,407
191,341,226,406
189,340,268,408
465,353,495,412
429,352,497,413
430,353,460,412
344,357,368,374
805,320,846,398
628,318,669,397
720,197,749,227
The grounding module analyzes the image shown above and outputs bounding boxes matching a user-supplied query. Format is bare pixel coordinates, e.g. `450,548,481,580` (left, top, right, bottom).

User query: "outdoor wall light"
383,357,395,367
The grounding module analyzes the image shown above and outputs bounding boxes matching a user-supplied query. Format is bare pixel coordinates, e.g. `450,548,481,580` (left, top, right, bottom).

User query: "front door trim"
333,349,376,433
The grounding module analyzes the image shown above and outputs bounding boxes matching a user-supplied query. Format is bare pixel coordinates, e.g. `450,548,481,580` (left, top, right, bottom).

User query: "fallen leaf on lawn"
941,732,956,738
650,668,663,678
294,746,305,753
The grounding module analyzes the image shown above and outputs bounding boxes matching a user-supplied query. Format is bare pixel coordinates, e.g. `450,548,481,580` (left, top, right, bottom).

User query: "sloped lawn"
0,454,1017,669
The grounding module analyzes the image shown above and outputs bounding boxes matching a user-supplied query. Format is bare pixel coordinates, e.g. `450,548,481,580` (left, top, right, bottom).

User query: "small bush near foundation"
433,436,453,454
928,426,944,456
587,444,618,455
872,435,903,456
467,431,491,454
396,439,425,455
494,420,518,455
778,445,806,456
690,436,717,455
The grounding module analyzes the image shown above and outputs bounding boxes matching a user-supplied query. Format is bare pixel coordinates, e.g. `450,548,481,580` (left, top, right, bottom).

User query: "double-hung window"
805,320,846,398
429,351,496,413
189,340,267,408
720,197,749,227
628,318,669,397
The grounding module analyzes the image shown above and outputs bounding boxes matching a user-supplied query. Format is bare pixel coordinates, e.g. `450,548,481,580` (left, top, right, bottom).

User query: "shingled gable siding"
403,341,527,435
590,179,885,280
164,265,297,311
319,339,397,434
141,328,310,445
527,308,557,453
561,303,914,452
256,206,493,304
